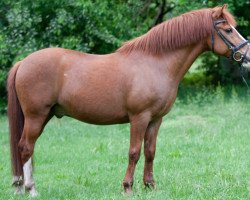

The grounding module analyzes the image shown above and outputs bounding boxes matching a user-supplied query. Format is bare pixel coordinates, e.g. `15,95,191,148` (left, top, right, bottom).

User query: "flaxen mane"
117,7,236,55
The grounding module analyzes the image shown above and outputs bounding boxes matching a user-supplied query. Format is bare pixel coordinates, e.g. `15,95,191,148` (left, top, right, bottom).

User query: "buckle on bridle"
233,51,243,62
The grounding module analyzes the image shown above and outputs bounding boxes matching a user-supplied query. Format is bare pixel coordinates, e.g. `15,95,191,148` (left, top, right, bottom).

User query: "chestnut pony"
7,5,250,196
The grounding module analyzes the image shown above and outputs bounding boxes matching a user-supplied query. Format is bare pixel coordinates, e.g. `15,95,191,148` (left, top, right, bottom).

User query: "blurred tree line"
0,0,249,101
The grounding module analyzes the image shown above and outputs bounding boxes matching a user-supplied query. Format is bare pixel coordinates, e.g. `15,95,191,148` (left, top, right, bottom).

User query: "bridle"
211,19,250,64
211,19,250,89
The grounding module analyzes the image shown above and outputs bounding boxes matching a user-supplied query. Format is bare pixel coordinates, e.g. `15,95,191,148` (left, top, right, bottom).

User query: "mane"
117,7,236,55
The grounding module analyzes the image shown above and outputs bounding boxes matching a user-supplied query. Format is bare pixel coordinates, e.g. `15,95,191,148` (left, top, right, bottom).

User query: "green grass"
0,88,250,199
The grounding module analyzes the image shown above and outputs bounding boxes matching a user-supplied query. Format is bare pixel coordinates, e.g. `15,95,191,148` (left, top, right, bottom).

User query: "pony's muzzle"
242,62,250,69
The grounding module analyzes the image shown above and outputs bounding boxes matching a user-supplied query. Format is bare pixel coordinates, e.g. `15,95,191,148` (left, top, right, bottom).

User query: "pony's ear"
212,5,226,19
222,4,228,11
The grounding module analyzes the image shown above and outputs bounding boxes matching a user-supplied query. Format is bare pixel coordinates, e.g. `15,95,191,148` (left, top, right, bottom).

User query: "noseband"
212,19,250,64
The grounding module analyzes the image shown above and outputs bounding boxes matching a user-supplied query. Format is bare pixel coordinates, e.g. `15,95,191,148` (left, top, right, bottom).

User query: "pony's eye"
225,28,233,34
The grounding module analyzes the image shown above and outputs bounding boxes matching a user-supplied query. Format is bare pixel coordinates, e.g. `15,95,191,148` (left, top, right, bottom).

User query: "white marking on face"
230,25,250,67
242,62,250,69
230,26,246,41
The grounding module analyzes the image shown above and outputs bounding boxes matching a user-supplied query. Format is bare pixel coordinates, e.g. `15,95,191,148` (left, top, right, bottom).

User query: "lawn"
0,87,250,199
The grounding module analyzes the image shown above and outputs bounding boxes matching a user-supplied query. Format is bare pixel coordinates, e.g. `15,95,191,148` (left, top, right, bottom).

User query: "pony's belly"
74,114,129,125
54,104,129,125
70,111,130,125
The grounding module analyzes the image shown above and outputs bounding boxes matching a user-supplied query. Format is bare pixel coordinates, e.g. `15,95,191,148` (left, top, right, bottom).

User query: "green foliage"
0,69,7,110
0,0,144,68
182,70,213,87
0,98,7,114
177,84,249,106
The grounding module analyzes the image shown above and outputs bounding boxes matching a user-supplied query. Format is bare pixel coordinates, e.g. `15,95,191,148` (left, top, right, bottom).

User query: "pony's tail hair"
7,61,24,177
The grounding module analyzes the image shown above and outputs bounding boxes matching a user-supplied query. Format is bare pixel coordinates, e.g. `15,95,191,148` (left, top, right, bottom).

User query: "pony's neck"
161,41,207,83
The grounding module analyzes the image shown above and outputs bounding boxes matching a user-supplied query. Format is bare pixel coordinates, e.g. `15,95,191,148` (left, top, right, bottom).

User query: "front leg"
143,118,162,188
123,112,151,194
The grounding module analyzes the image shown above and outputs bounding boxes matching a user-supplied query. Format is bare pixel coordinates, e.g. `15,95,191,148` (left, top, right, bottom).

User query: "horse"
7,5,250,196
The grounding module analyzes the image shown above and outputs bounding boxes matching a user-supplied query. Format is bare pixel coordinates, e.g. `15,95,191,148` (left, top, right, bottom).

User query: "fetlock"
123,180,133,194
12,176,24,195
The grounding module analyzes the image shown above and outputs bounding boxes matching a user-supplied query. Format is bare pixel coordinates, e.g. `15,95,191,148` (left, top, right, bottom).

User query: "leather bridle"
212,19,250,64
212,19,250,89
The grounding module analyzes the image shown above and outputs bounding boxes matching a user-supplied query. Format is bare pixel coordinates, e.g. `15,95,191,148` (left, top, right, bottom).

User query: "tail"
7,61,24,177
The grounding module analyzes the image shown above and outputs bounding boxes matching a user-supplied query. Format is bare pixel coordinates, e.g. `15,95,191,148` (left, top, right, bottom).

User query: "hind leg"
12,156,37,196
23,157,37,197
16,115,51,196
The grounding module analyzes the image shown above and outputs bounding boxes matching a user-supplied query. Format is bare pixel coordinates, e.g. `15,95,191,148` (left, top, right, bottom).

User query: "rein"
211,19,250,89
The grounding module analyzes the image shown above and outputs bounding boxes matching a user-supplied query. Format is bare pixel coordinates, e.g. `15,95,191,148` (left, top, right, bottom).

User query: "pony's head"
208,5,250,68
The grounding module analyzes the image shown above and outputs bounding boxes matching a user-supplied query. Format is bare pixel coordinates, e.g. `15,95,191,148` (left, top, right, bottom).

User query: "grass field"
0,87,250,199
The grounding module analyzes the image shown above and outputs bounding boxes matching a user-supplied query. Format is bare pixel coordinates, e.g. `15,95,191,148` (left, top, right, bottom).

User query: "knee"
129,149,140,163
145,148,155,162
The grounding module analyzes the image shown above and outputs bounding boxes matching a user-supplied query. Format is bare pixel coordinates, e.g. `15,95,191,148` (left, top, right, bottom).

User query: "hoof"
29,188,39,198
123,188,133,196
13,176,24,195
25,186,39,197
123,181,133,196
144,181,155,190
14,187,24,196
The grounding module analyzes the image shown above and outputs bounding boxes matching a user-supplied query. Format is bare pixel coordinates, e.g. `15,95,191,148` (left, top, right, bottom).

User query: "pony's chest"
152,89,178,119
